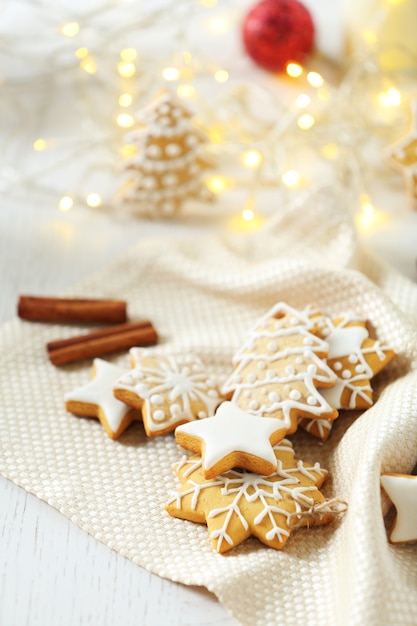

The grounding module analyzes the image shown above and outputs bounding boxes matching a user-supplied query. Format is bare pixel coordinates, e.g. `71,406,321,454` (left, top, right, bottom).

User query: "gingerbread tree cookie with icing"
300,314,395,441
118,90,213,218
166,438,333,553
175,401,289,478
113,350,223,437
221,302,338,437
65,358,140,439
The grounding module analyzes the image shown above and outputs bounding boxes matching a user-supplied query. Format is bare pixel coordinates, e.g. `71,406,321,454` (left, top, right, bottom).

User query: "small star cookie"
300,314,395,440
113,351,223,437
166,438,333,553
64,358,139,439
221,302,338,436
175,401,288,478
381,473,417,544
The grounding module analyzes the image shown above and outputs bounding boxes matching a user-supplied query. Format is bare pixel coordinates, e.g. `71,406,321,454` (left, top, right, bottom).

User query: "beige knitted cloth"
1,187,417,626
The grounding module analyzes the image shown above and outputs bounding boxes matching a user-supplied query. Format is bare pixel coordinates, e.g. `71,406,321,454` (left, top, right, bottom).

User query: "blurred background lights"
241,150,262,168
118,93,133,107
86,193,102,208
33,138,47,151
214,69,229,83
207,16,229,35
207,175,226,193
295,93,311,108
58,196,74,211
378,87,401,107
298,113,315,129
117,113,134,127
120,48,137,62
60,22,80,37
307,71,324,87
281,169,300,187
163,67,180,81
118,62,136,77
177,84,195,98
286,63,303,78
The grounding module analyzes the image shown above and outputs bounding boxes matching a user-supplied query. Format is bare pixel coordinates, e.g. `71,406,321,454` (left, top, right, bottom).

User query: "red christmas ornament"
242,0,315,73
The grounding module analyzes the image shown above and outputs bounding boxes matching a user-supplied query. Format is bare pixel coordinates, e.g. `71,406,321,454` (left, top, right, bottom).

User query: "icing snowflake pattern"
166,439,331,553
114,352,222,436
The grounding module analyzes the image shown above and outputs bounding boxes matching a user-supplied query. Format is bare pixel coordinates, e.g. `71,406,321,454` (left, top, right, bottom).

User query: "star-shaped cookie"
381,473,417,544
113,351,223,437
65,358,139,439
300,314,395,440
175,401,289,478
166,438,333,553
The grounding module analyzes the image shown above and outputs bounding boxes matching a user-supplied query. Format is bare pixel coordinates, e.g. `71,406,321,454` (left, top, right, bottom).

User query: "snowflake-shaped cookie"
113,351,223,436
299,314,395,440
221,302,338,436
166,439,332,553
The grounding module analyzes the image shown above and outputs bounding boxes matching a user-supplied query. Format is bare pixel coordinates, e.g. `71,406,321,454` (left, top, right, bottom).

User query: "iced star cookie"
166,438,333,553
65,358,139,439
221,302,338,436
175,401,289,478
113,351,223,437
381,473,417,544
300,314,395,440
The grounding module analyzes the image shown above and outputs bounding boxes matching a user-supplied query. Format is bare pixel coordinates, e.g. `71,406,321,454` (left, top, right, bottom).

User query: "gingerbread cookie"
166,438,333,553
64,358,139,439
221,302,338,436
300,314,395,440
381,473,417,544
113,351,223,437
175,401,288,478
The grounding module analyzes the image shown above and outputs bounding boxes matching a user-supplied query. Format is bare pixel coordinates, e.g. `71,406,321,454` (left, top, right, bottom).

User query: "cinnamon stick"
47,320,158,365
18,295,127,324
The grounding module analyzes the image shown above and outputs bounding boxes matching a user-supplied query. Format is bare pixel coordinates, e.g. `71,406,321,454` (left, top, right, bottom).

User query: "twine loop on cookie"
287,497,348,529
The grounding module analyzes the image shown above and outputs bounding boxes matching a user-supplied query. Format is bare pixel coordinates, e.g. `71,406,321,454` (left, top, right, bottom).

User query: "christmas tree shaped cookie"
166,438,333,553
221,303,338,436
300,314,395,440
118,90,213,217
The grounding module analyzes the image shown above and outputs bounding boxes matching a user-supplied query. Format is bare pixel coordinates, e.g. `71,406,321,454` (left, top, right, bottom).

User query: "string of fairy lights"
0,0,416,228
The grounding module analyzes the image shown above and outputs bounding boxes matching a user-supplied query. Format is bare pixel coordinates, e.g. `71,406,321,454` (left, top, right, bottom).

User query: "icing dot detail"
348,354,358,364
307,396,317,405
170,403,181,415
289,389,302,400
356,364,366,373
249,399,259,410
248,373,257,384
258,361,266,369
268,342,278,352
333,362,342,371
197,411,207,419
342,370,352,379
153,409,165,422
150,394,163,405
269,391,280,402
286,365,295,375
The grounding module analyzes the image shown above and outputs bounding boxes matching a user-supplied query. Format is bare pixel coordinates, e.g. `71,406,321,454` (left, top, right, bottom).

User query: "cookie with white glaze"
221,302,338,437
175,401,288,478
300,314,395,440
65,358,139,439
113,351,223,437
166,438,333,553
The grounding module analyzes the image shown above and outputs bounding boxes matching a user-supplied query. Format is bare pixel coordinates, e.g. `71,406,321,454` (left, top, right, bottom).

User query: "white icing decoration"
327,326,368,359
175,402,287,474
221,302,337,425
114,354,222,435
65,359,131,434
333,362,342,370
150,394,163,405
290,389,301,400
381,474,417,543
167,438,328,552
153,409,165,422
